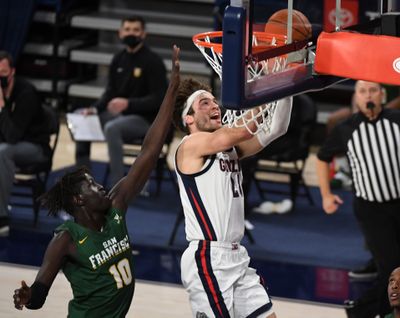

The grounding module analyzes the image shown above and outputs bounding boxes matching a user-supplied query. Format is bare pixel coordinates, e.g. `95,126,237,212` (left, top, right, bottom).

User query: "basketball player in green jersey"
12,45,180,317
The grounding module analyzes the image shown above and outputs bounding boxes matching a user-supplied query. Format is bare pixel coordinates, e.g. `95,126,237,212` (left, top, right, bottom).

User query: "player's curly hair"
39,167,89,217
173,78,212,134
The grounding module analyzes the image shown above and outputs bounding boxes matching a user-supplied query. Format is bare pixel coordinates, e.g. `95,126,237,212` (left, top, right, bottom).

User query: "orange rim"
192,31,223,53
192,31,287,55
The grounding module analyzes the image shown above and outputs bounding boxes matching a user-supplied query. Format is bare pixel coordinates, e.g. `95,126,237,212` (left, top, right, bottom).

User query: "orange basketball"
264,9,312,42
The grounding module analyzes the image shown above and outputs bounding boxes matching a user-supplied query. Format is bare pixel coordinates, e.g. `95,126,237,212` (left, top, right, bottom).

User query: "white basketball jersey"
174,138,245,243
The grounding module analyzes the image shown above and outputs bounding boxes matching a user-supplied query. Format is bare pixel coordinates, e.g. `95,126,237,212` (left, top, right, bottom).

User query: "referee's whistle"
367,101,375,110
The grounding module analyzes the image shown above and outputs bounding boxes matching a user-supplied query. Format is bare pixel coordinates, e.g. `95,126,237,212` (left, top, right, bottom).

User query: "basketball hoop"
193,31,290,135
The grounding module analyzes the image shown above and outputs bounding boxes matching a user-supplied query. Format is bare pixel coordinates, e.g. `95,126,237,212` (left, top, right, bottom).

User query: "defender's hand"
13,280,31,310
170,45,180,88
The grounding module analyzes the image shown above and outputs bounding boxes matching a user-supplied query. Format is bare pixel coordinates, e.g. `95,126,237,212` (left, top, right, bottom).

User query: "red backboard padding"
315,31,400,85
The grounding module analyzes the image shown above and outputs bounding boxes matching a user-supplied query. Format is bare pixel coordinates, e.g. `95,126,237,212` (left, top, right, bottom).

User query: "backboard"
203,0,387,110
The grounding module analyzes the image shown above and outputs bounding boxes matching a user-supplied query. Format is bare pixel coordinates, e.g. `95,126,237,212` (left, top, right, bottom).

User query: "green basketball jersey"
55,208,134,318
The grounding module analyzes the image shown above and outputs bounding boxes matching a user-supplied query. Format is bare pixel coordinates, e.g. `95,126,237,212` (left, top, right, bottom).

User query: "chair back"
12,104,60,225
43,104,60,170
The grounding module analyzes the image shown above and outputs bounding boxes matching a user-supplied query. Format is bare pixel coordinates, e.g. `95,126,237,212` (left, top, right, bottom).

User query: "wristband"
256,129,269,147
25,281,49,310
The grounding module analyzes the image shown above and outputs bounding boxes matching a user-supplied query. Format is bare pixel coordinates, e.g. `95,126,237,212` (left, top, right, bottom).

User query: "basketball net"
193,31,288,135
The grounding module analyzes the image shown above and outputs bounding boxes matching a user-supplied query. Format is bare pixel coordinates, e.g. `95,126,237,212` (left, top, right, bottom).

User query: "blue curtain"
0,0,36,63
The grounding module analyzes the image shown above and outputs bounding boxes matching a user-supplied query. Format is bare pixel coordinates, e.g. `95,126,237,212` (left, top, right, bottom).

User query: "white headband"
181,90,208,127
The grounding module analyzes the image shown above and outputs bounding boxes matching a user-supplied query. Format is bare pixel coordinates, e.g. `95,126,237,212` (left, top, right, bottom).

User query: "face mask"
0,76,8,89
122,35,142,49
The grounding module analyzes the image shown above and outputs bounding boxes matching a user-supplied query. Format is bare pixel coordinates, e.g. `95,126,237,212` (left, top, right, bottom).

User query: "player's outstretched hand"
13,280,31,310
170,45,180,89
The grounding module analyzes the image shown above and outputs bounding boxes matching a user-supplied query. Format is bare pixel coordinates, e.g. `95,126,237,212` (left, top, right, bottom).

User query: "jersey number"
109,258,132,289
230,174,243,198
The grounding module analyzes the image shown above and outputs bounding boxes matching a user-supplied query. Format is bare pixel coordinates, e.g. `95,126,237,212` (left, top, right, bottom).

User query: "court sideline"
0,122,345,317
1,263,345,317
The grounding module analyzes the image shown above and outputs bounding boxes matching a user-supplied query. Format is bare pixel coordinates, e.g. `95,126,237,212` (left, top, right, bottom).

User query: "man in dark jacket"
75,16,168,186
0,51,50,236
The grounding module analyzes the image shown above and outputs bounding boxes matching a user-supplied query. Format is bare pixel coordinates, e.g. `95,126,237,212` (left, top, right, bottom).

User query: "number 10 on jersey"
109,258,133,289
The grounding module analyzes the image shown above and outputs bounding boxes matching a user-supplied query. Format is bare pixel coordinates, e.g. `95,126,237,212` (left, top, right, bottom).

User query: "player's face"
388,267,400,308
354,81,383,121
191,92,222,132
119,21,145,40
80,174,111,212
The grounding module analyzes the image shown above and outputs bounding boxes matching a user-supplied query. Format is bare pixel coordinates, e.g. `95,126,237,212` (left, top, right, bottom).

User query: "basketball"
264,9,312,42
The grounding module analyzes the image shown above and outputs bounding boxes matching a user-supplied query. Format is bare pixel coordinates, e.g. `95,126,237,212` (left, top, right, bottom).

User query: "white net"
222,104,276,135
193,32,288,135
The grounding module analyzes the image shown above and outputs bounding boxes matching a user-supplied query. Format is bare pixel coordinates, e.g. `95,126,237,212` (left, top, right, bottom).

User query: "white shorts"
181,240,274,318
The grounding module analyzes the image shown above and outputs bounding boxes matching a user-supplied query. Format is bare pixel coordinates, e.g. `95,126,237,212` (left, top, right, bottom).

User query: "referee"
316,80,400,318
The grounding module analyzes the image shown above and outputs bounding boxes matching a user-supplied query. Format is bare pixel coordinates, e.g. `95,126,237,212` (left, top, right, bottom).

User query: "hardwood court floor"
1,263,346,318
2,123,341,317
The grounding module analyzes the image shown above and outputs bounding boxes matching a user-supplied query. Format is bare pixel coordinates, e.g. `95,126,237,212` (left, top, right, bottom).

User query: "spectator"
75,15,167,186
385,266,400,318
0,51,51,236
316,80,400,318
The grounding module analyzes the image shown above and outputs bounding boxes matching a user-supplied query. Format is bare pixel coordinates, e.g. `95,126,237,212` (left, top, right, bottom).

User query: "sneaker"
244,219,255,230
253,201,275,214
336,171,353,188
275,199,293,214
331,171,353,190
253,199,293,215
348,259,378,280
0,217,10,237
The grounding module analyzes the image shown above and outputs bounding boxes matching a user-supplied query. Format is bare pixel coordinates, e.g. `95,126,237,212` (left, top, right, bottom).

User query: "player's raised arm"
235,96,293,158
109,45,180,209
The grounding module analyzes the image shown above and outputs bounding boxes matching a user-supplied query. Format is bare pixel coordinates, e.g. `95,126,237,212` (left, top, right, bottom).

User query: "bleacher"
12,0,360,136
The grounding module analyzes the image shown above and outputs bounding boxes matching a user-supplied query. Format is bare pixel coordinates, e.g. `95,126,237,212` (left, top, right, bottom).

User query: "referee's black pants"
354,197,400,317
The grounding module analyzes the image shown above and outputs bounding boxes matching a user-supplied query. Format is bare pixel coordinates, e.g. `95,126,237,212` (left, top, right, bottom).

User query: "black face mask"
122,35,142,49
0,76,8,89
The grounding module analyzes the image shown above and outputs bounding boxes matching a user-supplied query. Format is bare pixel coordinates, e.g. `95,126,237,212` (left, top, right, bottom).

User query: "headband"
181,90,208,127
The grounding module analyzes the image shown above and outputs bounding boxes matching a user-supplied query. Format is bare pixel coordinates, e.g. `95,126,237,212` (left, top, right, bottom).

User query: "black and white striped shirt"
318,109,400,202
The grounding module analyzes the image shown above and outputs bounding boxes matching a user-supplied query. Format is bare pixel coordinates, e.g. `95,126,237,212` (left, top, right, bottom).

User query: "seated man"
0,51,51,236
75,15,167,186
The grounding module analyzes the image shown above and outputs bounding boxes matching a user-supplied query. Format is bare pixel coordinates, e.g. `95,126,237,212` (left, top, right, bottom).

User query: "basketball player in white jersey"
172,78,293,318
